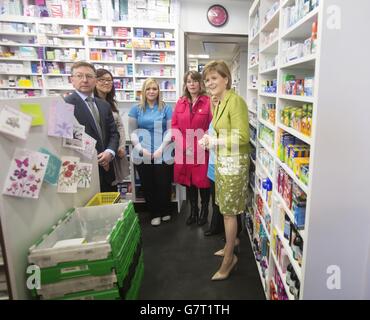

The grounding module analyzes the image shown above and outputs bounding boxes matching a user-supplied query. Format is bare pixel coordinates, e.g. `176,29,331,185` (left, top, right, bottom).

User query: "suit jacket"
212,90,250,156
64,91,120,188
64,91,119,154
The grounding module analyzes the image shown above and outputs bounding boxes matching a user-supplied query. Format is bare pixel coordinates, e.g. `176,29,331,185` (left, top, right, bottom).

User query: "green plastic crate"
125,254,144,300
36,219,140,285
55,287,121,300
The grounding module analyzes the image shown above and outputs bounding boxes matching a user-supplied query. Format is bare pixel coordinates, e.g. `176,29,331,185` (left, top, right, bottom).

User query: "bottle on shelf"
311,20,318,53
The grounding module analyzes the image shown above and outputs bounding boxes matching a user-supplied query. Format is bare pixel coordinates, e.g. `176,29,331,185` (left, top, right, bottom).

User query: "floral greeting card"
76,163,93,188
0,106,33,140
20,103,45,127
62,123,85,150
76,133,97,160
2,148,49,199
57,156,80,193
38,148,62,185
48,101,74,139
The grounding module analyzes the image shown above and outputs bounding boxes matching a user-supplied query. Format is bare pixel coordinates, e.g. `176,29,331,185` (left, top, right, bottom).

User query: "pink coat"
172,95,212,188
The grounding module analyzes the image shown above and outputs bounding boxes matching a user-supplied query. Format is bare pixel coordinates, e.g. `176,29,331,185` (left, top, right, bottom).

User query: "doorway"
184,32,249,99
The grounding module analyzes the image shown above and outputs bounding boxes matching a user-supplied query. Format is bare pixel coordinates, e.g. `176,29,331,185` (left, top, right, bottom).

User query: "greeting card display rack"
0,96,100,299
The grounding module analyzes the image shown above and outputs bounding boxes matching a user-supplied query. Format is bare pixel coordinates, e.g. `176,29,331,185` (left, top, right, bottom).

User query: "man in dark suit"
65,61,120,192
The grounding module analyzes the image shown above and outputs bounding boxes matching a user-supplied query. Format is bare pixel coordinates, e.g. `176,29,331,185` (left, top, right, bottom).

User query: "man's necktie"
85,96,103,140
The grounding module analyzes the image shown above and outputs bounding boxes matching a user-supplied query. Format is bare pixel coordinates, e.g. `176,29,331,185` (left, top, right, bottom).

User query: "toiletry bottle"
286,263,293,285
311,20,318,53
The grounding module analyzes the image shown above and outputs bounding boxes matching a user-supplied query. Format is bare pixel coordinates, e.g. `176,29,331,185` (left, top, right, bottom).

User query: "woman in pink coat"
172,70,212,226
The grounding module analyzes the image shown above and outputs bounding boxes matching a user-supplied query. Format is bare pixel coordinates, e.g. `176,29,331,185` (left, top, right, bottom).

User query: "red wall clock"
207,4,229,27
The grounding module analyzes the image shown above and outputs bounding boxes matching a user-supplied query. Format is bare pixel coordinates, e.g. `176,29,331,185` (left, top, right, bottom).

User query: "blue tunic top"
128,103,173,162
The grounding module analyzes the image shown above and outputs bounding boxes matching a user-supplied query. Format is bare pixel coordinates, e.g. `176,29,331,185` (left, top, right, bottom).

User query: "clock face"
207,5,228,27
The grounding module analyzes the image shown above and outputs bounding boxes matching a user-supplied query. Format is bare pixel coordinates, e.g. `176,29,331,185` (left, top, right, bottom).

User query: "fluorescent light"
188,54,210,59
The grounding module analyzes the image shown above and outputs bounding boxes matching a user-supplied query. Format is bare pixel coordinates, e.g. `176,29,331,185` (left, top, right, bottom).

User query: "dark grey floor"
136,202,266,300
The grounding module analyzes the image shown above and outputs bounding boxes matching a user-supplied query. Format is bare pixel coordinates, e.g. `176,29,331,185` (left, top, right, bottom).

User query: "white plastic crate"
28,202,130,268
37,272,117,300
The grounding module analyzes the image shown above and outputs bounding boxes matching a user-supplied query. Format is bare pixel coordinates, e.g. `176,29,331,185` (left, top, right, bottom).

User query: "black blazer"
64,91,120,154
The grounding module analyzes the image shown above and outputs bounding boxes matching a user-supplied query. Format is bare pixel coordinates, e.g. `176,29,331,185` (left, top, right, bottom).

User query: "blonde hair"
202,60,232,90
139,78,165,111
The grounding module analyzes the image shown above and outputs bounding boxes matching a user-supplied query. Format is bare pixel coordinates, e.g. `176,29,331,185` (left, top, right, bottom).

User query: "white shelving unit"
0,17,178,107
247,0,370,300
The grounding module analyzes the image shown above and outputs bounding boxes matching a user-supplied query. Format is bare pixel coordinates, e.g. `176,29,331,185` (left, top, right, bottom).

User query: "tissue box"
286,43,304,61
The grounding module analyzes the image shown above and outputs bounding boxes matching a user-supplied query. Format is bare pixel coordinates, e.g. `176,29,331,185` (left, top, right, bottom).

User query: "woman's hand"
142,148,152,158
198,134,210,150
152,148,162,160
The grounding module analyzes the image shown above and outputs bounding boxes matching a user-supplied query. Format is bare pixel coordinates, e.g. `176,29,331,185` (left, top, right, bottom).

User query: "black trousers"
135,162,173,219
210,181,224,232
99,165,117,192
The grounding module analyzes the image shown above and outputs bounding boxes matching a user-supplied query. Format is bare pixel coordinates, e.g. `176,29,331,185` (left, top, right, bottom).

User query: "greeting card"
38,148,62,185
20,103,45,126
62,123,85,150
57,156,80,193
2,148,49,199
76,163,93,188
0,106,32,140
48,101,75,139
76,133,97,160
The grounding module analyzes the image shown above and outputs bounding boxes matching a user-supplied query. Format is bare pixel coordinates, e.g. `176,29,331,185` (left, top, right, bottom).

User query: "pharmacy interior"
1,0,370,300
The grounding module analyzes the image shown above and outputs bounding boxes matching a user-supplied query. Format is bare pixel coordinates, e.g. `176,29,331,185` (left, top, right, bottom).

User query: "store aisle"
136,202,265,300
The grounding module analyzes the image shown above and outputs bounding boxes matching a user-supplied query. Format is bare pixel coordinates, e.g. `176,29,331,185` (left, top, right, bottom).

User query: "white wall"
178,0,252,83
180,0,251,35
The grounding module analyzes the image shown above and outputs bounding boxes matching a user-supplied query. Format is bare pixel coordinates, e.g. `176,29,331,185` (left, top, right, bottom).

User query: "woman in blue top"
128,78,173,227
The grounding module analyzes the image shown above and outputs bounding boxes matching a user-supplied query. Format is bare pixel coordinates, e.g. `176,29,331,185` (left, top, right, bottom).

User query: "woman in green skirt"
200,60,250,281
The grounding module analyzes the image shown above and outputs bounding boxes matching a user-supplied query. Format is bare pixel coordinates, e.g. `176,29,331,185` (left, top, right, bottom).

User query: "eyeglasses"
97,78,113,84
72,73,96,80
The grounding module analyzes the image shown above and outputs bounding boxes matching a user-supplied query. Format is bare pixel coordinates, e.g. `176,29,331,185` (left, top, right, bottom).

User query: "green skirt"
215,154,250,215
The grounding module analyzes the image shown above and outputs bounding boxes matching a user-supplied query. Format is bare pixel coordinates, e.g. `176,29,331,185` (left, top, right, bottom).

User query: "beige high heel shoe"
211,255,238,281
214,239,240,257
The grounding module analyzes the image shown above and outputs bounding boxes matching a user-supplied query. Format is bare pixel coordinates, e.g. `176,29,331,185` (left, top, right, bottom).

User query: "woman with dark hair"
172,70,212,226
94,68,130,186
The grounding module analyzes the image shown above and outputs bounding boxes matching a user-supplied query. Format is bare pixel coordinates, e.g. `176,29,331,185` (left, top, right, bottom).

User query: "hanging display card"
48,101,75,139
0,106,32,140
20,103,45,127
2,148,49,199
76,133,97,160
38,148,62,185
62,123,85,150
76,163,93,188
57,156,80,193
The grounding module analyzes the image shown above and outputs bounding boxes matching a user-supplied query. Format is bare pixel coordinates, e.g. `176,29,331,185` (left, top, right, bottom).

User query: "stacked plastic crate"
27,195,143,300
0,244,9,300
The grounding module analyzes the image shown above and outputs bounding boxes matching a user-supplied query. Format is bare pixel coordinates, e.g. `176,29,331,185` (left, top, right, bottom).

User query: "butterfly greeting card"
2,148,49,199
57,156,80,193
48,101,74,139
0,106,33,140
76,163,93,188
38,148,62,185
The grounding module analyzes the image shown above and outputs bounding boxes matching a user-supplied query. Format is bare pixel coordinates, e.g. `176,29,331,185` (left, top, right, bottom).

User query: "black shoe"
186,212,198,225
